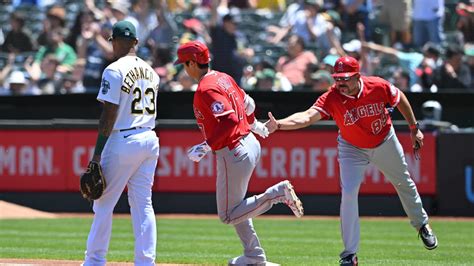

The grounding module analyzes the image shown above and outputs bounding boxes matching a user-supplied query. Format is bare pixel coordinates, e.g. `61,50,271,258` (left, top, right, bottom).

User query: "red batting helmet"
332,56,360,78
174,41,211,65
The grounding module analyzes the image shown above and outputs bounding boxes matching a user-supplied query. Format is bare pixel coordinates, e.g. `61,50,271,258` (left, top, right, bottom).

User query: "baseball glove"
80,161,106,201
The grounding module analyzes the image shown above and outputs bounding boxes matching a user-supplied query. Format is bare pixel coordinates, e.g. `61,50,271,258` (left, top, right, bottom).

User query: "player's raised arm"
266,108,322,134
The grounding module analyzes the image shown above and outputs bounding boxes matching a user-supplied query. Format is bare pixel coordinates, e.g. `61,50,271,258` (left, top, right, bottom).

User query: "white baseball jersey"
97,55,160,130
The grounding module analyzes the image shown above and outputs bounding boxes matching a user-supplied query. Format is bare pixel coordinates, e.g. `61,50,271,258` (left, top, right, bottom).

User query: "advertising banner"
0,129,436,195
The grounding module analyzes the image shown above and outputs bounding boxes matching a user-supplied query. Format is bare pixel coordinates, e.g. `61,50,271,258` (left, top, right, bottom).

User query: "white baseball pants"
84,128,159,266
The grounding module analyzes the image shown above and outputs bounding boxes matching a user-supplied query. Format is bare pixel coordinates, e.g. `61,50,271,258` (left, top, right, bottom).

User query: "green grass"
0,217,473,265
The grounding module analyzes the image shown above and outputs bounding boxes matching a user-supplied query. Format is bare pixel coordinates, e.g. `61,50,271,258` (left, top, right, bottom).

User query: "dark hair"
445,44,464,59
223,14,234,23
10,11,26,27
185,61,209,69
289,35,305,49
396,69,410,84
422,42,441,57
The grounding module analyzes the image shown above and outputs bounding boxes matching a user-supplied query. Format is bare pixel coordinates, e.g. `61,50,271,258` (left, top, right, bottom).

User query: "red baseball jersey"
193,70,252,150
312,76,401,148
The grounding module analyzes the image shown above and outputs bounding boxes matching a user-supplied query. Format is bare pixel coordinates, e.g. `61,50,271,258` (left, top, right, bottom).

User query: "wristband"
94,133,109,156
277,122,282,130
409,122,419,131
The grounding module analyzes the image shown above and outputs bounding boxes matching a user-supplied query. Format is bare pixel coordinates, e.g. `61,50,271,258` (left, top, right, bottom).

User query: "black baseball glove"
80,161,106,201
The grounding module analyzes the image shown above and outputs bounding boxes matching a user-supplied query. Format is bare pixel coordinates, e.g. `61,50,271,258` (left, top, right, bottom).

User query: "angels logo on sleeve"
211,101,225,114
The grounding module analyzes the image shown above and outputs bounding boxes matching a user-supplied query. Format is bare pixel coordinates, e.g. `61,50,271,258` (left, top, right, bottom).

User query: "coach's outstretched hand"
265,112,279,134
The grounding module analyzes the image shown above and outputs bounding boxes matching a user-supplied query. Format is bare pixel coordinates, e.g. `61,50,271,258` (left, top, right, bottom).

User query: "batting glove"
250,120,269,138
187,141,212,162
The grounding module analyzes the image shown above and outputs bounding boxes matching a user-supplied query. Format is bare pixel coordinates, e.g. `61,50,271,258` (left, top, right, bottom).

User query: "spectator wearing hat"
253,68,292,91
4,71,40,96
308,69,334,92
1,11,34,53
37,5,66,47
109,0,139,32
434,44,471,90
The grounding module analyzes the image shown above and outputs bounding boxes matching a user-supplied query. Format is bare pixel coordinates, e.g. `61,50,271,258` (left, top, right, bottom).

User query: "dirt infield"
2,200,474,221
0,201,57,219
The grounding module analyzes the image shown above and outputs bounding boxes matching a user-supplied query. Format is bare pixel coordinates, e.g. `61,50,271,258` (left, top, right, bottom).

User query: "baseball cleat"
228,255,280,266
339,254,358,266
418,224,438,250
281,180,304,218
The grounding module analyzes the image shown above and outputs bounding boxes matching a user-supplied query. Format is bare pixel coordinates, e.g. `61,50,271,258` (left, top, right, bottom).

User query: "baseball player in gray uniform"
82,21,160,265
265,56,438,266
175,40,304,266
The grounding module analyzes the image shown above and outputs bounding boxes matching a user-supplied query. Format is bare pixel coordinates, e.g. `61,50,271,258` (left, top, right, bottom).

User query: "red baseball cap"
332,56,360,78
174,41,211,65
183,18,203,31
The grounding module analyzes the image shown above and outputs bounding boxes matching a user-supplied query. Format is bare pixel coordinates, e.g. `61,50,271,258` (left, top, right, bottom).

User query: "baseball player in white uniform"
83,21,160,266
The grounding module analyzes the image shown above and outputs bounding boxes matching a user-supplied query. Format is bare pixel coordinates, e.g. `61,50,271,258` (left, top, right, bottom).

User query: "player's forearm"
396,92,417,126
93,102,118,158
277,111,316,130
98,102,119,137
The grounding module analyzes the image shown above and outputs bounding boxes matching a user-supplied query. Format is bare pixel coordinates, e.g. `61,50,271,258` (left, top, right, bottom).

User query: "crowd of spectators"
0,0,473,96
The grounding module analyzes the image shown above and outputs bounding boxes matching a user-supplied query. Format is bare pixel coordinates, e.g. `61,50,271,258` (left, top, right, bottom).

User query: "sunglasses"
334,76,352,82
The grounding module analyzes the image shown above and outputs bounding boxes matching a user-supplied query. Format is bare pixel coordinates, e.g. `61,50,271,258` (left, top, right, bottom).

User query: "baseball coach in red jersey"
266,56,438,266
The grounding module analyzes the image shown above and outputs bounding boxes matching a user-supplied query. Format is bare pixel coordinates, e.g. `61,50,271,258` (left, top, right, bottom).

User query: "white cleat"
282,180,304,218
228,255,280,266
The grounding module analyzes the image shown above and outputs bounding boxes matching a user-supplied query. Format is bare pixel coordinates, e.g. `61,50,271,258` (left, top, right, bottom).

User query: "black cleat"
419,224,438,250
339,254,358,266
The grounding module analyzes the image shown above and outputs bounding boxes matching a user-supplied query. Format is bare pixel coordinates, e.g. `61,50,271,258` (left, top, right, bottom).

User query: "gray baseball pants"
338,126,429,258
215,133,289,262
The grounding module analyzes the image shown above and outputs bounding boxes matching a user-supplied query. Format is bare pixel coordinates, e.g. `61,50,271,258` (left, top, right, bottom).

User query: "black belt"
119,127,150,132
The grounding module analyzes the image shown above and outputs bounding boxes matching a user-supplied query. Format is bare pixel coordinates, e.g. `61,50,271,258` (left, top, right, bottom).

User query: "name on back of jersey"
121,67,155,93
